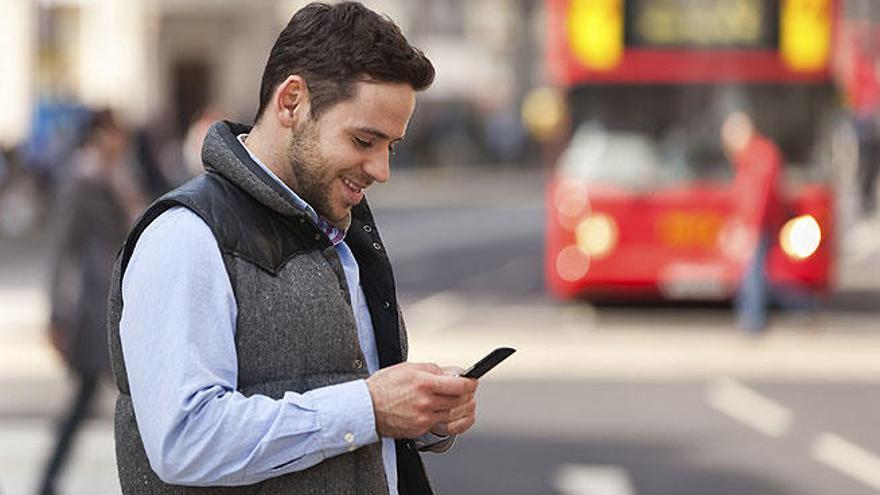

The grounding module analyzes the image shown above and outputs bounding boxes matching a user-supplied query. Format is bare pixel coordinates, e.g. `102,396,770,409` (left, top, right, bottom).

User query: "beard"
285,121,349,227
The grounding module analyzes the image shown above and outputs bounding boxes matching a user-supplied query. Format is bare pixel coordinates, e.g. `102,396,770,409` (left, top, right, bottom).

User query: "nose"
363,150,391,184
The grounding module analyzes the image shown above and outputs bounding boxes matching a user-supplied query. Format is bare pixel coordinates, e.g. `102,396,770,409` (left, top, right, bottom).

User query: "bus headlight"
556,245,590,282
779,215,821,260
575,213,618,259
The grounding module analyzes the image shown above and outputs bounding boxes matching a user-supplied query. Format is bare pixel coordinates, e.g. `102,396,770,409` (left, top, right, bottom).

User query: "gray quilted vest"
107,121,433,494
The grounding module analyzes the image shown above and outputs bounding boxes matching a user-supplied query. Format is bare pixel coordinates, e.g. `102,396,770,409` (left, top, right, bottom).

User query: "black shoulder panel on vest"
121,173,327,276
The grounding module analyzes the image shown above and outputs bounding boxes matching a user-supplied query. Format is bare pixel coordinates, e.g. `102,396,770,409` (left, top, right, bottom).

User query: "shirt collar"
237,134,346,245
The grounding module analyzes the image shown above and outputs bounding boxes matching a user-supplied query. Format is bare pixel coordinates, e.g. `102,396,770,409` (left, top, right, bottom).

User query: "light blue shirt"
119,137,399,490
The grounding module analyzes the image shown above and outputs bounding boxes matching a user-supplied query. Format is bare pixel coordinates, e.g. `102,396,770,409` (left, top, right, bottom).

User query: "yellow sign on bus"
780,0,831,72
567,0,625,71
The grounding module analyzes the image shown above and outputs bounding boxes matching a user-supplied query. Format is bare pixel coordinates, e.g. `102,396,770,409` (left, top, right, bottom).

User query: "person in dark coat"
39,109,144,495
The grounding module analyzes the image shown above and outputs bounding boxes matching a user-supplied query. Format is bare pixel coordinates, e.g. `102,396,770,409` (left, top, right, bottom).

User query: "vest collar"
202,120,372,229
202,120,308,220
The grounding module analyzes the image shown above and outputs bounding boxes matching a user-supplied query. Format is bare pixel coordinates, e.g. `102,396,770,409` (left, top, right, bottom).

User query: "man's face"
285,81,416,227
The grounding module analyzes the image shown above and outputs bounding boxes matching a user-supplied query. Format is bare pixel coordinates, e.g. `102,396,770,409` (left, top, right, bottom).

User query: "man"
721,111,785,333
107,3,478,494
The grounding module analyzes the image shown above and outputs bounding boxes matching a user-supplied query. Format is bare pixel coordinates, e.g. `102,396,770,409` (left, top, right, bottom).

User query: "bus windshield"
559,83,836,189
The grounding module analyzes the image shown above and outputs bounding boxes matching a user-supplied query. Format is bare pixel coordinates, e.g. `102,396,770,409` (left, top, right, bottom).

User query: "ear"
273,75,311,128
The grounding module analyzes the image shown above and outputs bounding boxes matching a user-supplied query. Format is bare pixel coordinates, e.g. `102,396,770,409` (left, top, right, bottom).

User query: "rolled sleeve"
415,432,456,453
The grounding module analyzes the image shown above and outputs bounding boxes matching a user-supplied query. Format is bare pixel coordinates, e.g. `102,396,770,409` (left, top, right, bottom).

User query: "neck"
243,124,296,189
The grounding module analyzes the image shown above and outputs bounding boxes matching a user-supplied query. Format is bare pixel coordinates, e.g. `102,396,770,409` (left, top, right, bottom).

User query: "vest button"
372,242,381,251
354,359,364,370
382,300,391,310
363,225,373,233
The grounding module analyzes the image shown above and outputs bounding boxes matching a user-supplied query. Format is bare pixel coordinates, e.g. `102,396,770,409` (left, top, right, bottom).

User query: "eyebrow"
353,127,403,143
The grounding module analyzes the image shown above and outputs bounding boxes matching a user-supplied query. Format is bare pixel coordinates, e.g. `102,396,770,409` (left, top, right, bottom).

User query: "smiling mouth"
342,177,365,194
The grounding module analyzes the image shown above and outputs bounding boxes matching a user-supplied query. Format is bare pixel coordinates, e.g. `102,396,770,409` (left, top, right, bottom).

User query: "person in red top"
721,111,785,333
849,43,880,217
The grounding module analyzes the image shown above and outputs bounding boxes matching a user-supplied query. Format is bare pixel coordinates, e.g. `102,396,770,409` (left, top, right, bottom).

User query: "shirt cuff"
300,379,379,459
415,432,456,453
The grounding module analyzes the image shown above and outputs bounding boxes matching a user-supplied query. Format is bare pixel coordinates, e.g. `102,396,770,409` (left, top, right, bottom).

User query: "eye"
352,137,372,149
388,143,398,156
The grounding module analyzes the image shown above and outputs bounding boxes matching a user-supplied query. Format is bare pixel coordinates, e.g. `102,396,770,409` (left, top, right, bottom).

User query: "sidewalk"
3,289,880,405
403,294,880,383
0,419,117,495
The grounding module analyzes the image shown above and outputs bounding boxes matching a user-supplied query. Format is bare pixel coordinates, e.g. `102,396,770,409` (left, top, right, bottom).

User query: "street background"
3,166,880,494
3,1,880,494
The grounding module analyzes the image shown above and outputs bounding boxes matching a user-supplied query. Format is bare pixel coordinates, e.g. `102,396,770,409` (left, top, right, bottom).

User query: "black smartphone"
459,347,516,379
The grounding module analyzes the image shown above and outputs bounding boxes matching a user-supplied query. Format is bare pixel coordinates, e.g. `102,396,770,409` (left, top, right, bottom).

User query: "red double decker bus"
543,0,839,300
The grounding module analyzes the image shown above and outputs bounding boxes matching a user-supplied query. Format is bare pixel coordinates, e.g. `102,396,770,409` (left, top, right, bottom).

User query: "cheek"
301,143,336,180
318,131,363,167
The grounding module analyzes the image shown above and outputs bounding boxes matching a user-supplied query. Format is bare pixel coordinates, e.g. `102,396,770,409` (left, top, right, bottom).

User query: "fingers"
431,393,476,434
370,362,477,438
368,362,479,438
408,362,476,396
428,392,471,413
441,365,465,376
447,394,476,420
444,414,476,435
429,373,477,397
433,399,477,436
430,422,450,436
408,362,445,375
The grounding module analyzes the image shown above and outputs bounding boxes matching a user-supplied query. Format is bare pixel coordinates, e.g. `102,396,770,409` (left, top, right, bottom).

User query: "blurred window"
561,83,835,188
558,124,726,189
559,126,661,189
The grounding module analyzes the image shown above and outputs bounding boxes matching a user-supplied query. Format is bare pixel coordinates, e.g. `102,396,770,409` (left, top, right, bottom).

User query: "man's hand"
366,362,478,438
428,366,476,437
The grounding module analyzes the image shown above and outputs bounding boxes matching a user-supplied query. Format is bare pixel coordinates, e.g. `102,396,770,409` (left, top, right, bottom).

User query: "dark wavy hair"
255,2,435,123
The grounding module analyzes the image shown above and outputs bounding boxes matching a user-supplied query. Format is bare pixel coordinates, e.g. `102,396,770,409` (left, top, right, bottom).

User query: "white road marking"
812,433,880,492
706,377,793,438
553,464,637,495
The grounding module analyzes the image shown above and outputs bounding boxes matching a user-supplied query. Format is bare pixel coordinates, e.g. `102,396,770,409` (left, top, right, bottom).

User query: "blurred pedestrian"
849,44,880,217
721,111,786,333
182,106,225,178
0,149,42,238
0,147,9,189
39,109,145,495
108,3,477,494
132,127,174,200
